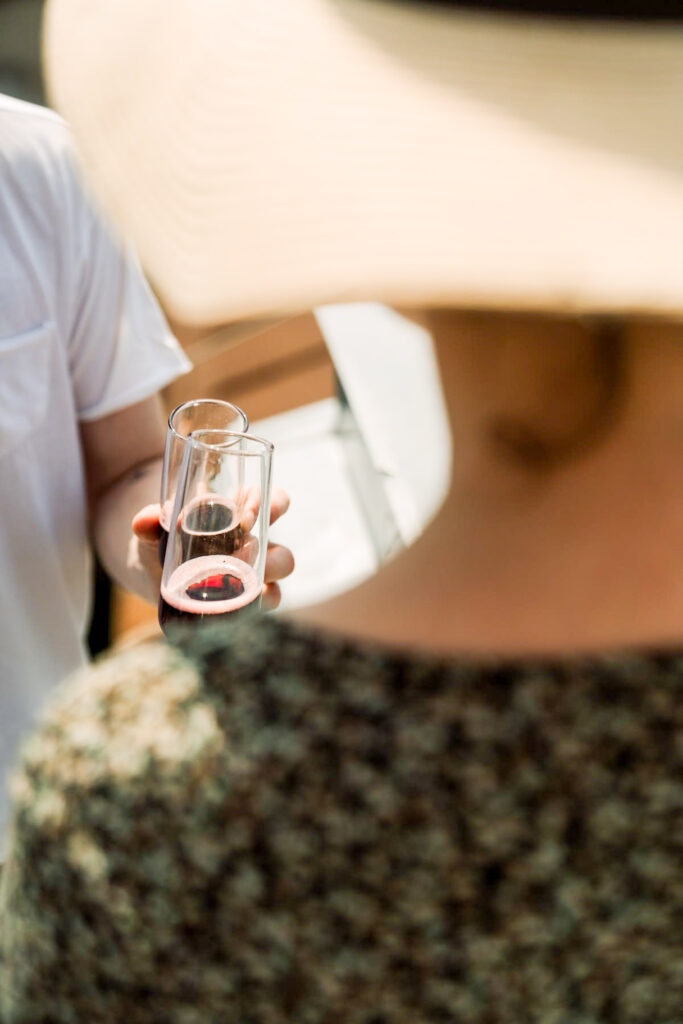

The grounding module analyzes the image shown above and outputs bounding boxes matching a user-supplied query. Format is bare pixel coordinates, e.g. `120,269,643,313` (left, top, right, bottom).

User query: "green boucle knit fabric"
0,616,682,1023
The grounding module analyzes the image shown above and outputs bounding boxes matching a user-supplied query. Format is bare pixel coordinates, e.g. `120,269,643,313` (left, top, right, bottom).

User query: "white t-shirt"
0,95,191,830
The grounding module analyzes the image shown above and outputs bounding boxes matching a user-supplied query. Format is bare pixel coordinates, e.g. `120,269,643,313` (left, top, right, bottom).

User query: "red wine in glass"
159,555,261,632
158,495,243,567
181,496,243,559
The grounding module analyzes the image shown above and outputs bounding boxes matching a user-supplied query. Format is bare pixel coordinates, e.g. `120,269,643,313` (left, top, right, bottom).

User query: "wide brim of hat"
44,0,683,324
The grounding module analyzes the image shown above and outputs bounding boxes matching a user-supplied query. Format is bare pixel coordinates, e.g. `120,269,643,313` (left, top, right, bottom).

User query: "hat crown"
44,0,683,322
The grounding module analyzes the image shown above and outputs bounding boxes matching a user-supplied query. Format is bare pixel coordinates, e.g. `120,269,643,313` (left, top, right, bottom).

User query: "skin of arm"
81,394,295,608
81,394,167,604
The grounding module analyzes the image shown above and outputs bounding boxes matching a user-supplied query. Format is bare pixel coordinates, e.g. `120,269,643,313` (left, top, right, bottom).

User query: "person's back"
1,613,681,1023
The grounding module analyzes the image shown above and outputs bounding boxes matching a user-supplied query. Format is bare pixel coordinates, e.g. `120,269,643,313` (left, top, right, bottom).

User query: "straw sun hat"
43,0,683,325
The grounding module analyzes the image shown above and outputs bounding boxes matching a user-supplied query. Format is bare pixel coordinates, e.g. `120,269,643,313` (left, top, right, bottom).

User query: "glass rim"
167,398,249,442
186,428,274,456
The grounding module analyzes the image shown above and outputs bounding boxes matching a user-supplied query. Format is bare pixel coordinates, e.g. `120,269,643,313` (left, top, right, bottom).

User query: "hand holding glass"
159,399,248,565
159,430,273,632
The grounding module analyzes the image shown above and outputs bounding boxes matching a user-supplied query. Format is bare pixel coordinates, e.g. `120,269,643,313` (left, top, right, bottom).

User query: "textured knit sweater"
0,616,681,1023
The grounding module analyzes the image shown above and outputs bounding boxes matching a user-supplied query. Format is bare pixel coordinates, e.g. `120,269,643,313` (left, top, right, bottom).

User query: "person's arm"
81,394,167,604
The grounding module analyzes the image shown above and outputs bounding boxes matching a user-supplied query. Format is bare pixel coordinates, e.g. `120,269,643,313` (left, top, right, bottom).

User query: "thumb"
132,503,162,543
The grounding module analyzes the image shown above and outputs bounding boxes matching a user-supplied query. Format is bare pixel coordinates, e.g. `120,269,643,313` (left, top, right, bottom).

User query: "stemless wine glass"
159,429,274,633
159,399,249,564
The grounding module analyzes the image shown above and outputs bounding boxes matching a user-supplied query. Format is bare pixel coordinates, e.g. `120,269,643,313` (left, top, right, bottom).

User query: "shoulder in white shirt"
0,93,191,837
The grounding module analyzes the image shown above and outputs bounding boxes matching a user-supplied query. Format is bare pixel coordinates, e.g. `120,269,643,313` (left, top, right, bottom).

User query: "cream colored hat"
43,0,683,324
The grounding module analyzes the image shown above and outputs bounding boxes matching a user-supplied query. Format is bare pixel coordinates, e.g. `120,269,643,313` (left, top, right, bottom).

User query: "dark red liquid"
159,498,243,567
187,571,245,602
180,498,243,560
158,525,169,567
158,556,261,634
158,590,260,631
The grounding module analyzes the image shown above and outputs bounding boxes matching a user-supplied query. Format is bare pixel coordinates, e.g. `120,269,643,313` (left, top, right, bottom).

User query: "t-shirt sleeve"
64,157,191,422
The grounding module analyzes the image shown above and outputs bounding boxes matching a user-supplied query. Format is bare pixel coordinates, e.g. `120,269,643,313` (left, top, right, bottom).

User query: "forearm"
91,456,163,604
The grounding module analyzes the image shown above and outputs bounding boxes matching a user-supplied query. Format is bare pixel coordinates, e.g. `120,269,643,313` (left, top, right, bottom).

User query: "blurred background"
0,0,44,103
0,0,449,652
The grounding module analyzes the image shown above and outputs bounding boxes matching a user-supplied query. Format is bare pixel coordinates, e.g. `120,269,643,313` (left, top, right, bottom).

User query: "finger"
132,503,162,543
269,487,290,526
264,543,295,583
241,489,259,534
240,534,259,567
136,541,163,590
261,582,282,612
241,487,290,532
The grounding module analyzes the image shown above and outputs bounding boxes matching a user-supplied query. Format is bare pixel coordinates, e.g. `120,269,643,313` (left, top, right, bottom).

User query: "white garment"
0,95,191,830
